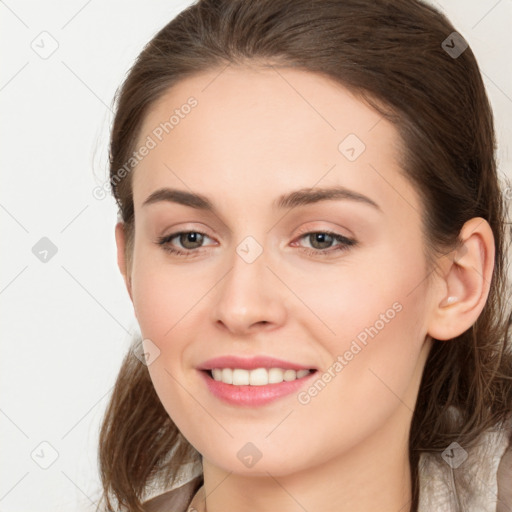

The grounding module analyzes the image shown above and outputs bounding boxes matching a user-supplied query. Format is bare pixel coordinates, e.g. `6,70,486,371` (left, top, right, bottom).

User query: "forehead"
132,65,420,220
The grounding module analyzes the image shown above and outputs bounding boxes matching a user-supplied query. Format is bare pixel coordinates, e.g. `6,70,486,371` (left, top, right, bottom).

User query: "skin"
115,65,495,512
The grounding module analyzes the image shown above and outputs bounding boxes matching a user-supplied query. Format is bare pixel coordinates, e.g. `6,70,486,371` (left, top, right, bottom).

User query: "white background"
1,1,511,510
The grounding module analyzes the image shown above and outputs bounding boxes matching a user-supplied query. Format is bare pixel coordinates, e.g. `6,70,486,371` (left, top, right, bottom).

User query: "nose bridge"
223,233,271,306
211,231,285,331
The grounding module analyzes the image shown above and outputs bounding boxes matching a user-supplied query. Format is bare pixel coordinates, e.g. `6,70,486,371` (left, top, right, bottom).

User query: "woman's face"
119,66,437,476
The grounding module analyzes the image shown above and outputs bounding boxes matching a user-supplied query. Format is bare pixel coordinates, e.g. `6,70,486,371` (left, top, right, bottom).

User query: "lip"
198,368,317,407
197,355,316,371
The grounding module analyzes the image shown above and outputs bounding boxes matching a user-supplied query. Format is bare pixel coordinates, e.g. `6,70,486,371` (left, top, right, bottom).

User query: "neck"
201,410,413,512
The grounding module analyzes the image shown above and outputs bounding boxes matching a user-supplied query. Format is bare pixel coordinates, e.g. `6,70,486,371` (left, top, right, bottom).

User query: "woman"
98,0,512,510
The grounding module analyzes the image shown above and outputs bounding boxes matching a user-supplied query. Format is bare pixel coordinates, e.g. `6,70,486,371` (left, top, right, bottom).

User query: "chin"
199,443,316,478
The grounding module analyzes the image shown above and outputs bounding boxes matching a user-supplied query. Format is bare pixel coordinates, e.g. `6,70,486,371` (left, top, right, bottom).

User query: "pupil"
182,232,202,248
312,233,331,249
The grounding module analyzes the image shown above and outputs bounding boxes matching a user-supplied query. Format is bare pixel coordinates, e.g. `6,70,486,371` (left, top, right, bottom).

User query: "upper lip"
197,355,316,371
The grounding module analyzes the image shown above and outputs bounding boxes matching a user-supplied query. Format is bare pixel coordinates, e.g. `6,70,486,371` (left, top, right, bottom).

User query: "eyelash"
156,229,357,258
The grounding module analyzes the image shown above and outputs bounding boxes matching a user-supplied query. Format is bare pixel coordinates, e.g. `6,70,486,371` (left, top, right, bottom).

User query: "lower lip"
199,370,316,407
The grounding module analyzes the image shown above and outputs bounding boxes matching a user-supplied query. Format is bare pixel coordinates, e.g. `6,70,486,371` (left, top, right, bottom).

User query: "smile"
199,367,318,407
210,367,313,385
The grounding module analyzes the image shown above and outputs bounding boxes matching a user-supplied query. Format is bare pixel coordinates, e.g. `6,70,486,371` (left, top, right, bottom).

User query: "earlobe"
427,217,495,341
115,222,133,302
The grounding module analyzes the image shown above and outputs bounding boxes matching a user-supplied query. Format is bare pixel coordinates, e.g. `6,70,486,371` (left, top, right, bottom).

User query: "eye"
156,230,214,257
292,230,357,257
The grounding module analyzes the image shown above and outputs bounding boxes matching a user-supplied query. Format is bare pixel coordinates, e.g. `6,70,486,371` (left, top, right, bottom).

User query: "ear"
115,221,133,303
427,217,495,341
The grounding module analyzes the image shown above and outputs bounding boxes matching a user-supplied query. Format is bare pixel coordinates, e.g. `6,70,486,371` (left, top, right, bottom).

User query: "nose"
210,240,287,336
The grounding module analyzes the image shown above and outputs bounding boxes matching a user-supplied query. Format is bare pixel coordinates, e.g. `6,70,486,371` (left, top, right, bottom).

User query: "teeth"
210,367,312,385
232,368,250,385
283,369,297,381
249,368,268,386
269,367,284,384
222,368,233,384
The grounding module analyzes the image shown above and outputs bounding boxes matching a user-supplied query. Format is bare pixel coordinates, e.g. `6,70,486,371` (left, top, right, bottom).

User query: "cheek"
129,255,204,424
287,240,428,353
312,257,429,418
295,243,429,402
130,246,194,341
282,278,429,468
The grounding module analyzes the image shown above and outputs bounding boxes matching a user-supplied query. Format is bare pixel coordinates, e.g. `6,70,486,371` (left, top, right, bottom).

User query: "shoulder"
142,475,203,512
418,414,512,511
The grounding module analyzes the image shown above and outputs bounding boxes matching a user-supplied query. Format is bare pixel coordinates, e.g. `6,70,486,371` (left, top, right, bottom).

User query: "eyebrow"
142,186,381,212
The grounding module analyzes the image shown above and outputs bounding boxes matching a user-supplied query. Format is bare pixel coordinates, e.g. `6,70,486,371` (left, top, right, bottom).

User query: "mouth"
197,355,319,406
202,367,317,386
198,365,318,407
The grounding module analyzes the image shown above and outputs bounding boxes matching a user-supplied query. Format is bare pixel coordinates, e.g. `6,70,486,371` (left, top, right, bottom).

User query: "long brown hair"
98,0,512,510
